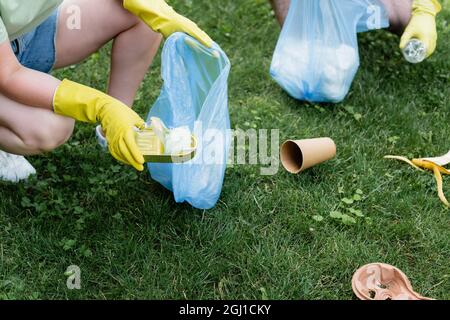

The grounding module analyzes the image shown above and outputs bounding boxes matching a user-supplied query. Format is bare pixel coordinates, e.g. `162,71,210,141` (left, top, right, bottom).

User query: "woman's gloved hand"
400,0,441,58
53,79,146,171
123,0,213,47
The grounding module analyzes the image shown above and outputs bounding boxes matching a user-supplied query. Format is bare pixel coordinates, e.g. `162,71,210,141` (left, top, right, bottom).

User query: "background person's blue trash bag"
147,33,231,210
270,0,389,103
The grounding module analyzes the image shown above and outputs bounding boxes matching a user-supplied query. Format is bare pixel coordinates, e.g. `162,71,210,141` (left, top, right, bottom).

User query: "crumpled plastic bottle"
402,39,427,64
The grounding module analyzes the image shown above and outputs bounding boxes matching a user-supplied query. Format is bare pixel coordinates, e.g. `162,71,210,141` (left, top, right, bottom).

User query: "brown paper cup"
280,138,336,174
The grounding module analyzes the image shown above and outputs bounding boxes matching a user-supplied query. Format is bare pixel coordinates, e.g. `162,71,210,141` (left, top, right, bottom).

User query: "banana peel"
385,151,450,207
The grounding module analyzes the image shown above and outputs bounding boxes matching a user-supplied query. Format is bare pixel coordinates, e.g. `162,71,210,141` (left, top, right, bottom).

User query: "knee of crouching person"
55,117,75,146
25,116,75,154
382,0,413,35
136,19,163,44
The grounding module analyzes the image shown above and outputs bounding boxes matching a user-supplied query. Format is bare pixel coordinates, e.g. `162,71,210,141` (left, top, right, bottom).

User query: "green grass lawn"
1,0,449,300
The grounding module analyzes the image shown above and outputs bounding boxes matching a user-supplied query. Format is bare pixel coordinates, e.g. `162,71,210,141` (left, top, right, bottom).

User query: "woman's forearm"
1,66,60,110
0,41,60,110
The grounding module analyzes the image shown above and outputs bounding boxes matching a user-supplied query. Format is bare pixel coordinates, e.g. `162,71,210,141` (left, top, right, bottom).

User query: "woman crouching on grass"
0,0,212,182
269,0,441,59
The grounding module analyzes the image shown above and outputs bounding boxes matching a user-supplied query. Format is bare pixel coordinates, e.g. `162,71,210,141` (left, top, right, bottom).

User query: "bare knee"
380,0,413,35
137,20,163,43
109,5,162,61
113,0,162,42
111,17,162,69
133,21,163,55
23,116,74,154
270,0,291,26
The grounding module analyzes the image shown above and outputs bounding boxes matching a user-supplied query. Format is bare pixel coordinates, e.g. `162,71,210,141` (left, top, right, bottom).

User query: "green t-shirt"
0,0,62,44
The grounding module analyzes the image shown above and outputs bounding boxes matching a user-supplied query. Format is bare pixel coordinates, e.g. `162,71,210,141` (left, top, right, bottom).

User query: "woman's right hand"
53,79,146,171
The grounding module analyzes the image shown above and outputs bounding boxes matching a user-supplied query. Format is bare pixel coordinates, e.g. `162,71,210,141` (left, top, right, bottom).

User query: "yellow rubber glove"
400,0,442,58
123,0,213,47
53,79,146,171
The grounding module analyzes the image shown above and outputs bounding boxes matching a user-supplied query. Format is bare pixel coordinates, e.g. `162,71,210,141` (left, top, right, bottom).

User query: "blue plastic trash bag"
147,33,231,210
270,0,389,103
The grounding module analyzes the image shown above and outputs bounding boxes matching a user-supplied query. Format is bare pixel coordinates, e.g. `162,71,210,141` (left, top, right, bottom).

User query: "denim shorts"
10,9,59,74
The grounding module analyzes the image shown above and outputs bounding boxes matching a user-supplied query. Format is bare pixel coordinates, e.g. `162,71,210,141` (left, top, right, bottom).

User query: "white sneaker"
95,125,108,151
0,150,36,182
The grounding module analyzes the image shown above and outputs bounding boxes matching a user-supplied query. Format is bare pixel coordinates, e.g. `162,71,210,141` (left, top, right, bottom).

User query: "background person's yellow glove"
400,0,442,58
53,79,146,171
123,0,213,47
